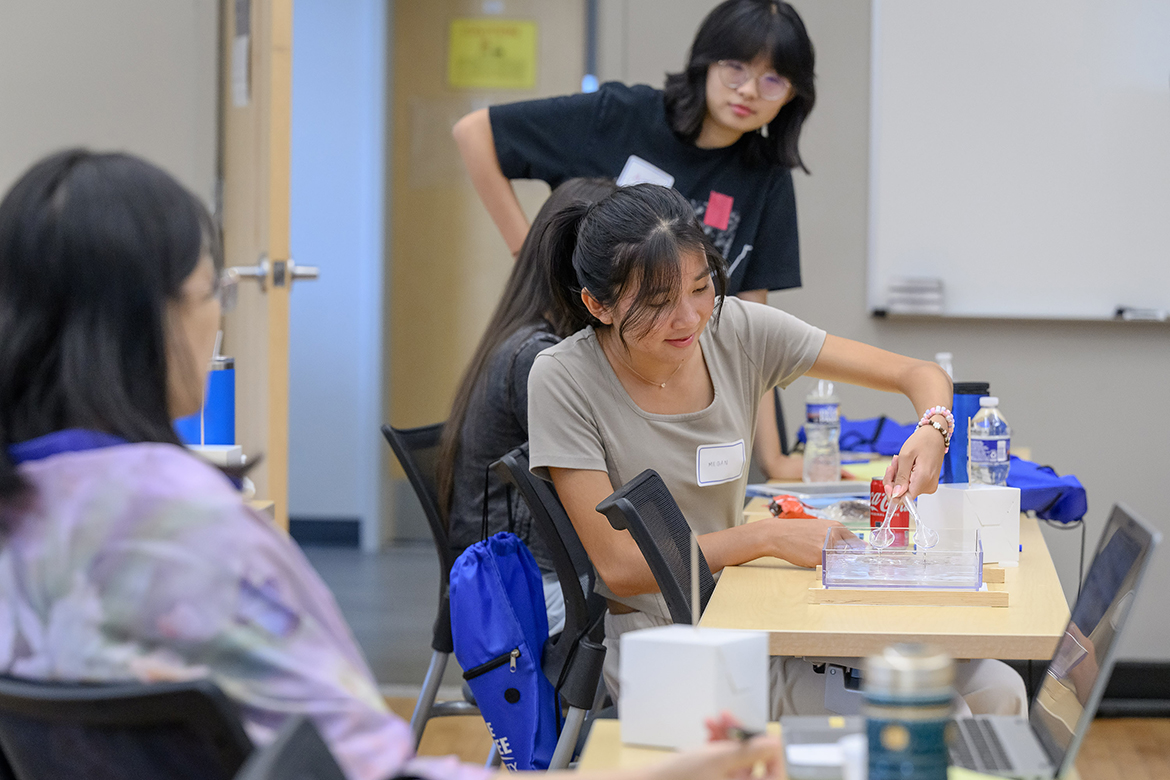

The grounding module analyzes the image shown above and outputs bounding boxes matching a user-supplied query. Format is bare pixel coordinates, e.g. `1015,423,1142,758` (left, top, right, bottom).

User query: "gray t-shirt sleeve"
728,298,827,395
527,352,609,480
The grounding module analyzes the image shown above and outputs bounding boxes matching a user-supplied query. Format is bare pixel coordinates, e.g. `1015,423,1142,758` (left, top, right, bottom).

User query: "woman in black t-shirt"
454,0,816,478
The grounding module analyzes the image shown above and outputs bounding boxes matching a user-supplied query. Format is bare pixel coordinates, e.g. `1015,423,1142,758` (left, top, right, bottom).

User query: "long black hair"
546,183,728,347
663,0,816,171
436,177,617,520
0,149,221,508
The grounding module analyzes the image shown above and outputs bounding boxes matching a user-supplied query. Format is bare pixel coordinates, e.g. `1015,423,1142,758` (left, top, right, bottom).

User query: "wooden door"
220,0,293,529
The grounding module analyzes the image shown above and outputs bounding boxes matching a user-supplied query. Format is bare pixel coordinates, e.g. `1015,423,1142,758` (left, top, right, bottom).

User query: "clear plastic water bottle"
803,379,840,483
934,352,954,380
967,396,1011,485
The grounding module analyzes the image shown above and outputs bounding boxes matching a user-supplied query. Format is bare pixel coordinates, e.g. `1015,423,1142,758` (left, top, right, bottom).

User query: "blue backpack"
449,473,560,770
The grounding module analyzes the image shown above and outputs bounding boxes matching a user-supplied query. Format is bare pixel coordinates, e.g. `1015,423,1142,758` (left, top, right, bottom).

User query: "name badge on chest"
616,155,675,188
695,439,746,486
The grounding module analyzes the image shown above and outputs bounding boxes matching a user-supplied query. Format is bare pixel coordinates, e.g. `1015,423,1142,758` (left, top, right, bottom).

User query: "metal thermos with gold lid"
863,644,954,780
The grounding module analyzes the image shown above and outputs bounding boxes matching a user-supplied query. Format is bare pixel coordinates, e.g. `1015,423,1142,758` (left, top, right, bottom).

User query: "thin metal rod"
410,650,448,750
691,535,700,626
550,706,588,769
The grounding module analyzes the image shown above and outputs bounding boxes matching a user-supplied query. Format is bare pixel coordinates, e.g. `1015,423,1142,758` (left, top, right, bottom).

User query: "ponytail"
540,200,595,336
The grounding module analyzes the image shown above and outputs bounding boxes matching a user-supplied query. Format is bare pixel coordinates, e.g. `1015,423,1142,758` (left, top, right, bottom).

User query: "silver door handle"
280,258,319,286
227,259,268,289
227,255,320,292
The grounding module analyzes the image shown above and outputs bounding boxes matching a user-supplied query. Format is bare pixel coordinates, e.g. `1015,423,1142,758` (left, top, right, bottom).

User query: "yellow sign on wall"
447,18,537,90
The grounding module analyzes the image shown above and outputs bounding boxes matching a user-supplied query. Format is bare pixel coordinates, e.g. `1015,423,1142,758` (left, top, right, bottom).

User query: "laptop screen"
1029,505,1159,770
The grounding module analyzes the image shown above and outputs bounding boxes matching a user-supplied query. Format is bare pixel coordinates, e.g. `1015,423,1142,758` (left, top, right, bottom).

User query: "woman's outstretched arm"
806,334,952,498
453,108,530,256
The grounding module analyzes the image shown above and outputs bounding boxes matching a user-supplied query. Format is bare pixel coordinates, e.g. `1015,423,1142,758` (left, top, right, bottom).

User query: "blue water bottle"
942,382,989,484
864,644,954,780
173,356,235,445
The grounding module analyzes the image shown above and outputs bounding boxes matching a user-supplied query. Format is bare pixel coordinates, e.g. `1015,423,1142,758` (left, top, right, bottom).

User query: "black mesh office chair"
595,469,716,625
491,444,608,769
0,677,252,780
774,387,791,456
234,716,346,780
380,424,478,750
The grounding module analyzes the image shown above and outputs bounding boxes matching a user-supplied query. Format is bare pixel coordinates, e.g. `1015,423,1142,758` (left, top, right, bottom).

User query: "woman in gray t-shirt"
528,183,1026,716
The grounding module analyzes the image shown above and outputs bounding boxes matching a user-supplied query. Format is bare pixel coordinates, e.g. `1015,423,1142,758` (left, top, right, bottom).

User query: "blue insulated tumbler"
202,356,235,445
942,382,990,483
173,357,235,446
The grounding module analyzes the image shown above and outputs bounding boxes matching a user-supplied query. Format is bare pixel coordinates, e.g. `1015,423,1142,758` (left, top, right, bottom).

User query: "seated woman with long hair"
436,177,615,632
0,151,779,780
528,183,1027,718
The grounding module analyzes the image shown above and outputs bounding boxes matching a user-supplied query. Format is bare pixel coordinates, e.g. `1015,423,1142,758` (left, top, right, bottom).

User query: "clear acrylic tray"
822,529,984,590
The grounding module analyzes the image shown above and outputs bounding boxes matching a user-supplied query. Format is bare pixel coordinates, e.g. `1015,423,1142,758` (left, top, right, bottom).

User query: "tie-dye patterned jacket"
0,432,490,780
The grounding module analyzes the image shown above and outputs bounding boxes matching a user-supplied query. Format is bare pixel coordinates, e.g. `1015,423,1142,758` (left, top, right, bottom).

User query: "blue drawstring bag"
449,471,560,770
1005,456,1087,525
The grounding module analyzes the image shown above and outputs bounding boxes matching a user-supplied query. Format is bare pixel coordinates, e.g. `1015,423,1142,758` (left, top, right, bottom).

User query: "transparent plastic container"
822,530,984,590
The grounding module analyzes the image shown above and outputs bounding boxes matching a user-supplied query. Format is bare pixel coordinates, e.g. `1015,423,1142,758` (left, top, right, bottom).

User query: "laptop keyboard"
950,718,1014,774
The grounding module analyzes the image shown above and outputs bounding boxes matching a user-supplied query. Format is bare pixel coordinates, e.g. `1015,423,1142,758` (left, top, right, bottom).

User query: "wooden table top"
577,719,1081,779
577,720,781,771
699,500,1070,660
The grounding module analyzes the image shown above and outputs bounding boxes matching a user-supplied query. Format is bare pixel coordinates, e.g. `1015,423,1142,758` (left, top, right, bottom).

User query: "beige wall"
0,0,219,203
386,1,584,536
600,0,1169,660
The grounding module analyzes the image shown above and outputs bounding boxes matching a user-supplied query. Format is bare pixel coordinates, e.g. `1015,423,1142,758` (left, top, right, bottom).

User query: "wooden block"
982,564,1006,583
809,582,1009,607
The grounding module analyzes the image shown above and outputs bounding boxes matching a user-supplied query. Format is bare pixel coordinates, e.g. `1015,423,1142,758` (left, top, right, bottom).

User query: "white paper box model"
916,483,1021,565
619,625,768,750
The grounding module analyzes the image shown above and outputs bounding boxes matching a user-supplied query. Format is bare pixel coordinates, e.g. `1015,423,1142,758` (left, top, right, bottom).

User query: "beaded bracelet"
917,405,955,453
918,405,955,436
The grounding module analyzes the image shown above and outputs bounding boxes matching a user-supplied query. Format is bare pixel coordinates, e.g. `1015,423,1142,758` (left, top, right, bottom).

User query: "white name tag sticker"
616,154,675,188
696,439,746,486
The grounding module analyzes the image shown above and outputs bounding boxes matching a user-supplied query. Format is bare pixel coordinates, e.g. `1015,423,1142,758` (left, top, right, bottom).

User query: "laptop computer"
949,503,1162,779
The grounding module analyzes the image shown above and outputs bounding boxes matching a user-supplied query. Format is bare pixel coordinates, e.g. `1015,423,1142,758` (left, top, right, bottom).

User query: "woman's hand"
641,713,782,780
763,515,855,568
884,424,947,500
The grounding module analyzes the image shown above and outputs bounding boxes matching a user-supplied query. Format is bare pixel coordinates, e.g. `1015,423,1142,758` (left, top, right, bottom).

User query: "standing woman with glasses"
455,0,816,478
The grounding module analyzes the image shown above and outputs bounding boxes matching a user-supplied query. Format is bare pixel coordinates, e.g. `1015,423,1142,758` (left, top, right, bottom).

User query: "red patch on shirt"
703,191,733,232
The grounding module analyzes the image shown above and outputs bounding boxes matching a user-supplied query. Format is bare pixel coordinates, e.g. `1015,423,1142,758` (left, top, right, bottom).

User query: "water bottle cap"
980,396,999,407
953,382,990,395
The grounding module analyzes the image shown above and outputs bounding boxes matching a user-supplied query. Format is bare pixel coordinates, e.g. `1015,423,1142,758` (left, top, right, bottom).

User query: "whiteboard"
868,0,1170,320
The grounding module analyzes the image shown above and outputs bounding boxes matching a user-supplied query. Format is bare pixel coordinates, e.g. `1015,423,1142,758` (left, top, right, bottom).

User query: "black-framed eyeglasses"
715,60,792,102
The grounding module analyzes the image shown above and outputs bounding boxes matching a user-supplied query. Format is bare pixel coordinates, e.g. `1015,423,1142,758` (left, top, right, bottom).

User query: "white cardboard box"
619,625,768,750
916,483,1021,565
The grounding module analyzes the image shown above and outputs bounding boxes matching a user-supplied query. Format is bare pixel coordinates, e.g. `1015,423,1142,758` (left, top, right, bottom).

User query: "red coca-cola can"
870,478,909,545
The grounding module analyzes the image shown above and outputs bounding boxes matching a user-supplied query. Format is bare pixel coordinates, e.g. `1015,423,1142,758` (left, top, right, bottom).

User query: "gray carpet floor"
302,542,465,692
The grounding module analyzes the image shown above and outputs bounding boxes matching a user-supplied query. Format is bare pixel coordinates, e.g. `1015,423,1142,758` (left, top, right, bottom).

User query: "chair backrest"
595,469,716,625
774,387,790,457
234,715,346,780
491,445,606,708
380,423,455,653
0,677,252,780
